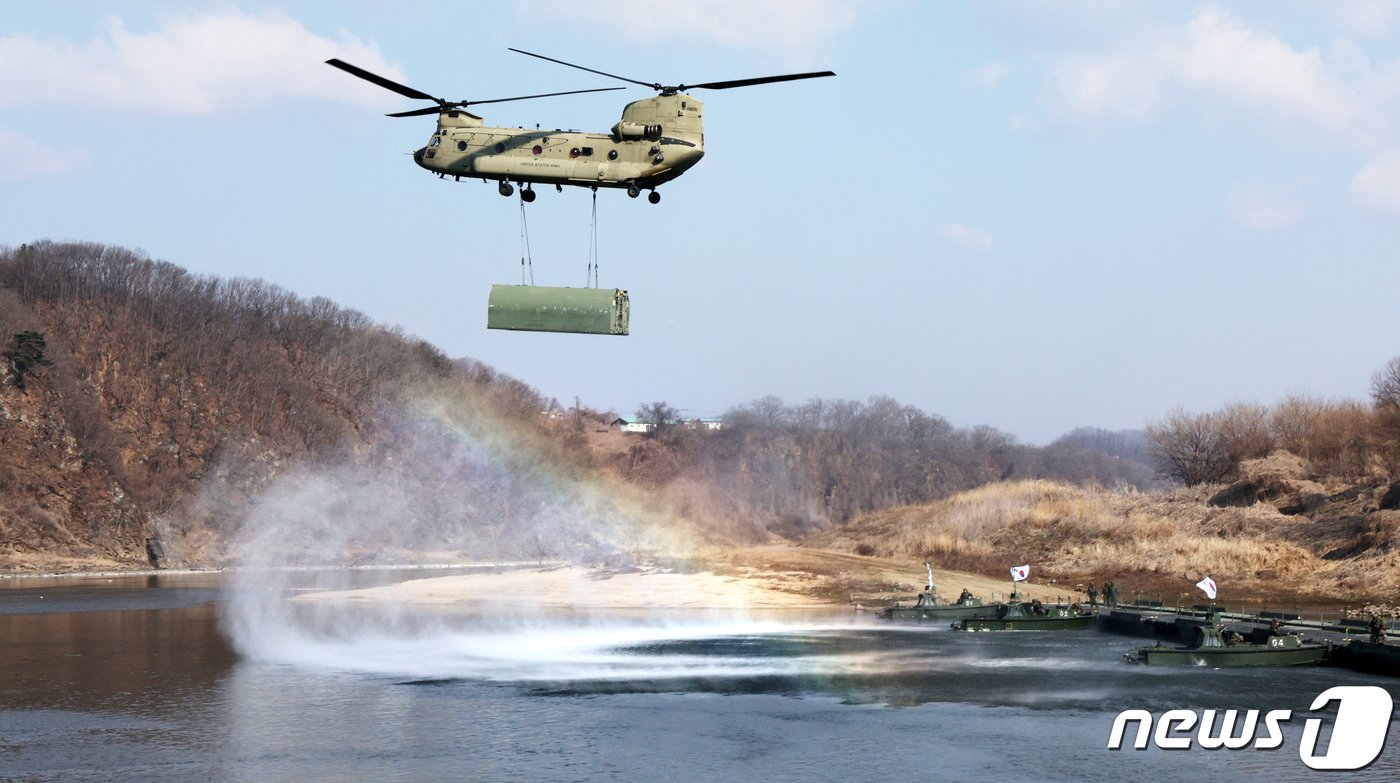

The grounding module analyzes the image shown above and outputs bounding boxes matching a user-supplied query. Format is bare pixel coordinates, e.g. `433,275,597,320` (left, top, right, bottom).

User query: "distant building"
610,415,723,434
614,416,654,434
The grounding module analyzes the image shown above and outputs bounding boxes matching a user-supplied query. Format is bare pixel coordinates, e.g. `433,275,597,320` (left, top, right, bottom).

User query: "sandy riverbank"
293,547,1078,610
298,565,830,609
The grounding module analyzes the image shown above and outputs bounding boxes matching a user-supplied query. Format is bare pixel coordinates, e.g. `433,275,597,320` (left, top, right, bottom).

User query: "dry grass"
815,478,1396,603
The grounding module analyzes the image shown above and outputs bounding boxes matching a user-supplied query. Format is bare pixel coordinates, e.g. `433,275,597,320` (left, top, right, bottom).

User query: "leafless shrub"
1146,408,1232,485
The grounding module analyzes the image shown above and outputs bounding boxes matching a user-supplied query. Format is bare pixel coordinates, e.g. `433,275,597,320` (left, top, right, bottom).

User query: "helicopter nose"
413,147,427,167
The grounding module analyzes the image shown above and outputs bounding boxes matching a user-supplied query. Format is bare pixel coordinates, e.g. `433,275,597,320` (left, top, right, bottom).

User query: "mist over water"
230,608,864,683
215,393,782,683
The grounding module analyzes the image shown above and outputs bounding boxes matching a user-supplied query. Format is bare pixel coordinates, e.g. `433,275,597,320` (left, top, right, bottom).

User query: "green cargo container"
486,285,629,336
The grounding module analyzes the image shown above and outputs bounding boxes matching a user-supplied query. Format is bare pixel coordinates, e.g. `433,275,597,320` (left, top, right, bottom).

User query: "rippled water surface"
1,574,1396,782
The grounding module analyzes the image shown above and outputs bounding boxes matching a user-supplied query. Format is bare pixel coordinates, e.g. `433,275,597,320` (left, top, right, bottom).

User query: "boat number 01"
1108,686,1393,770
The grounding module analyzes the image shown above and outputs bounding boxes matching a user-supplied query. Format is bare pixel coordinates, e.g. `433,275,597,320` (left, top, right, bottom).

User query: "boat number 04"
1107,686,1394,770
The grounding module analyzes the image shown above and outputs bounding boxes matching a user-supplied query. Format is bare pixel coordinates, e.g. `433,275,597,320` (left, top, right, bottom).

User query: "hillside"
0,241,715,572
817,453,1400,603
3,241,1395,605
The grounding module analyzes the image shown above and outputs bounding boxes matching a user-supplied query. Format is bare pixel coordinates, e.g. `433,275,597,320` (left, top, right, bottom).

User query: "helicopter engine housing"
619,94,704,145
612,122,663,140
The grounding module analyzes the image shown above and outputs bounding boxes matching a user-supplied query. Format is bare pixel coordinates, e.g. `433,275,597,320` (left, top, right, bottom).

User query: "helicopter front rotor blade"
385,106,451,118
686,71,836,91
464,86,626,106
326,58,438,101
508,48,657,90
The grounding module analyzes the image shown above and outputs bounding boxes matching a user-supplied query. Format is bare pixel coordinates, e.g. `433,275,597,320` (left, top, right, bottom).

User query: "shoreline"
0,547,1378,614
0,560,563,581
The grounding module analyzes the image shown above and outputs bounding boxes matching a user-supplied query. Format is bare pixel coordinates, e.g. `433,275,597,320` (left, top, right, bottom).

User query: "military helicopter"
326,49,834,204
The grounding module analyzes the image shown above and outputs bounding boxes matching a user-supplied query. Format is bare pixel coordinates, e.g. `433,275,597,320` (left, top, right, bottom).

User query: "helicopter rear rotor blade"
326,58,437,101
508,48,658,90
509,48,836,95
686,71,836,90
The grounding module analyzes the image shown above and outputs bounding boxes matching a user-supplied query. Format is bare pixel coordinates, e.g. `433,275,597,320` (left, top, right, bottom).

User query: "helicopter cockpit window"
429,136,440,147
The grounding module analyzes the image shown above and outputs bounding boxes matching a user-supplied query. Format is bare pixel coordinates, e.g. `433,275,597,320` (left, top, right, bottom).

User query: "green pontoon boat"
1124,624,1328,667
880,590,992,622
955,599,1095,632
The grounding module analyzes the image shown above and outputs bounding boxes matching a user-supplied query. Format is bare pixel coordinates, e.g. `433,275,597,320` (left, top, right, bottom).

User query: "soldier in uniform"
1369,614,1388,644
1086,581,1098,608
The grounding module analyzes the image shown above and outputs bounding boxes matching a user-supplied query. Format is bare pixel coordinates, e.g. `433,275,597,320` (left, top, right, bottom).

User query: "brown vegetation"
2,240,1397,608
617,396,1155,541
1146,393,1391,486
818,453,1400,603
0,241,695,570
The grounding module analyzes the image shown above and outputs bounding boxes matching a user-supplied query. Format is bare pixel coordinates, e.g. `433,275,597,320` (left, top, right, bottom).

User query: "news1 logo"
1108,686,1393,770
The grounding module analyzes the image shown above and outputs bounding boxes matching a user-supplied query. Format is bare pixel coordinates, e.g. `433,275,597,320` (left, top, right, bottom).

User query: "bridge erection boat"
1124,624,1329,667
880,589,992,622
954,598,1095,632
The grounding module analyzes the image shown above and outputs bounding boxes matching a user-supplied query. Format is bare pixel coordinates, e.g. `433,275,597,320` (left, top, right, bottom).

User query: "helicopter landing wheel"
626,184,641,198
647,191,661,204
498,181,514,197
521,187,536,203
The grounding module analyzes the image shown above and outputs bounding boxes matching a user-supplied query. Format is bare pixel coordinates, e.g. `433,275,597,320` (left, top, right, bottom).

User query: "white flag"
1196,576,1217,600
925,562,934,591
1010,565,1030,582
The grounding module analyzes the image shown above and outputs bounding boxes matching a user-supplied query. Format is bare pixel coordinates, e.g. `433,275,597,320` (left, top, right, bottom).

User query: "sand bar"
298,566,832,610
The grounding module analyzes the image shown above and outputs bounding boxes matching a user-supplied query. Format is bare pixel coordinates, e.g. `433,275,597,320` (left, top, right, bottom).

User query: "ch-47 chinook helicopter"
326,49,834,204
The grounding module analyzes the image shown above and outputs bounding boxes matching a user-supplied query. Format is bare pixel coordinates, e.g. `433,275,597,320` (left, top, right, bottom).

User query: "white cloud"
0,10,404,115
942,223,996,250
1226,181,1307,229
1171,8,1361,132
1036,6,1377,140
1351,151,1400,217
513,0,857,64
0,126,88,180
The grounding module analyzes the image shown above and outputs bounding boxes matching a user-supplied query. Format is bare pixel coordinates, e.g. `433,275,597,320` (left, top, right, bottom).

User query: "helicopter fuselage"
414,93,705,195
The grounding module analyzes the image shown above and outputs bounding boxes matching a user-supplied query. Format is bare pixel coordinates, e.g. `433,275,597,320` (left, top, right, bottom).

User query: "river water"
1,572,1396,782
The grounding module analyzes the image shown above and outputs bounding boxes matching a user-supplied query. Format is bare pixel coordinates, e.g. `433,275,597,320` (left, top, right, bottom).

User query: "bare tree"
1216,401,1274,465
636,400,680,439
1270,395,1326,460
1373,356,1400,411
1372,356,1400,472
1146,408,1232,485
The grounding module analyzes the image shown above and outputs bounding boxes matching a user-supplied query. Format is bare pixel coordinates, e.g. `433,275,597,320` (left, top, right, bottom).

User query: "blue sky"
3,1,1399,443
